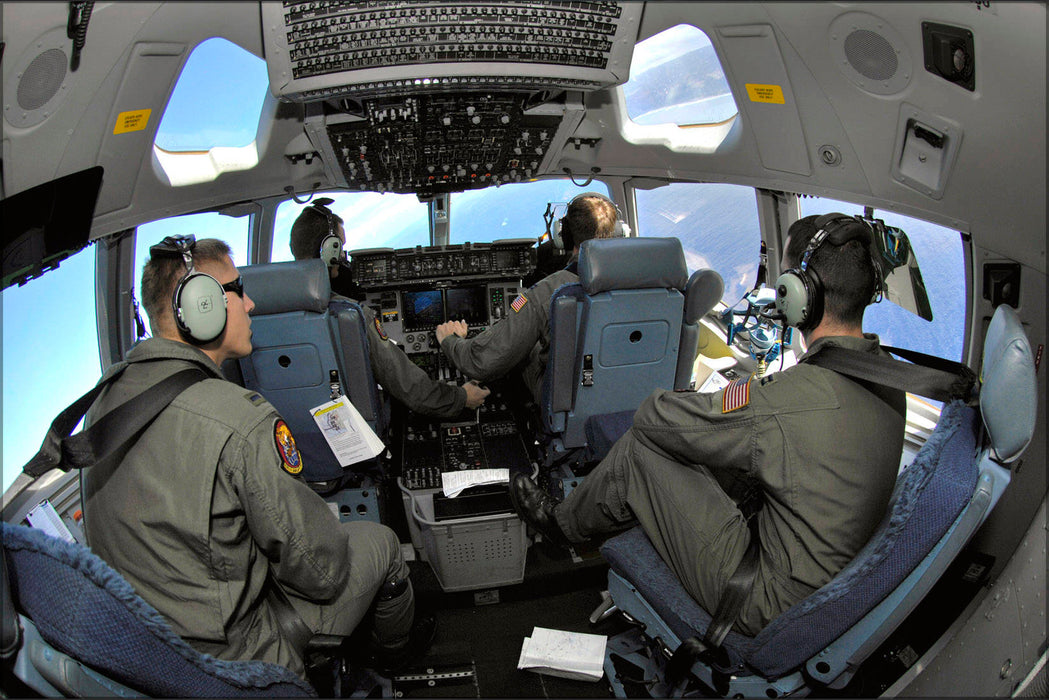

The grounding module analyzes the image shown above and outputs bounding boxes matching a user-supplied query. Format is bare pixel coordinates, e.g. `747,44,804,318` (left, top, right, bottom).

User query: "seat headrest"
683,269,724,324
239,259,331,315
579,238,688,295
979,305,1037,463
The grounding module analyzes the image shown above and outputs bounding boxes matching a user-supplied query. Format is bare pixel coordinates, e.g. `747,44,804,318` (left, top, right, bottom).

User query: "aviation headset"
551,191,631,252
149,234,232,345
774,213,883,331
310,197,344,272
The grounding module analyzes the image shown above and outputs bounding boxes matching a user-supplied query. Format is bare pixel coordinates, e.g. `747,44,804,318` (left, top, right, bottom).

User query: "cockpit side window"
2,249,99,493
449,180,611,244
624,24,738,127
152,37,269,185
272,193,430,261
155,37,267,152
634,182,762,306
799,199,965,362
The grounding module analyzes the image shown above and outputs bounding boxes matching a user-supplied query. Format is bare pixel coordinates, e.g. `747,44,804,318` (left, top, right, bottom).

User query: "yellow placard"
745,84,786,104
113,109,152,134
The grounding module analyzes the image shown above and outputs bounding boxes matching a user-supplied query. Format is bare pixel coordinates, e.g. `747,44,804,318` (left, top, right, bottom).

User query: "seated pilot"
289,200,489,418
434,193,621,402
82,235,432,679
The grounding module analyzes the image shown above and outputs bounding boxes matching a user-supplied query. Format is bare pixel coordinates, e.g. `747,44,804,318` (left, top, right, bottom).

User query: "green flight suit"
351,300,466,418
553,334,907,635
80,338,413,678
439,267,579,400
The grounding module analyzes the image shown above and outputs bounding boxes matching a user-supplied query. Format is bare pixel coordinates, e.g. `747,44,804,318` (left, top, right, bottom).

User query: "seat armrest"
548,295,580,414
1,552,22,660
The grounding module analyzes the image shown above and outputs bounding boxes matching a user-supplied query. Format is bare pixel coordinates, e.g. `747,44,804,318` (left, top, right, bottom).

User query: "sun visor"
867,217,934,321
1,167,103,291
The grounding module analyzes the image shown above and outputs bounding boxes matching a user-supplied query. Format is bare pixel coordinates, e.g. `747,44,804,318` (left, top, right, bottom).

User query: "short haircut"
564,195,618,246
290,206,344,260
140,238,233,333
784,215,877,326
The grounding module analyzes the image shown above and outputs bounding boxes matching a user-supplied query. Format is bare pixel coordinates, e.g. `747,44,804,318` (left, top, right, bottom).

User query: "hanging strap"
23,367,208,477
666,517,760,697
803,344,978,404
264,572,315,655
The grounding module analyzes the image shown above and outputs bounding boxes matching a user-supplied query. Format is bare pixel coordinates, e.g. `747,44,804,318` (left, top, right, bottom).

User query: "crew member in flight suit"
434,193,621,401
510,214,907,636
81,237,426,679
290,202,489,417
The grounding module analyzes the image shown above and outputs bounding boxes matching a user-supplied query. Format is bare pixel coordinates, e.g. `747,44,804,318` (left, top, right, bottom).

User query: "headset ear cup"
775,270,810,328
775,267,824,331
319,234,343,268
174,272,227,344
552,217,568,252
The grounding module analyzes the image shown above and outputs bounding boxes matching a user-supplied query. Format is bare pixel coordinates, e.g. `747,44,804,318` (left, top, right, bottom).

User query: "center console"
347,239,539,592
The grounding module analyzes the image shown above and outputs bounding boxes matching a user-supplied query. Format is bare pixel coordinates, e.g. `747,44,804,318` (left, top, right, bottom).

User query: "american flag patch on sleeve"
510,294,528,313
722,375,752,413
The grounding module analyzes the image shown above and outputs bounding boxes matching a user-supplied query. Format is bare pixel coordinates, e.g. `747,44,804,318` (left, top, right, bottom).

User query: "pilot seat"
594,303,1037,697
0,521,333,697
236,259,386,520
539,236,722,497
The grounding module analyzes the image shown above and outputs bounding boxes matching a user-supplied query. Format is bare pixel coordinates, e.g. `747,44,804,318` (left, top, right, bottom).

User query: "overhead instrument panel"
262,0,644,102
304,92,584,195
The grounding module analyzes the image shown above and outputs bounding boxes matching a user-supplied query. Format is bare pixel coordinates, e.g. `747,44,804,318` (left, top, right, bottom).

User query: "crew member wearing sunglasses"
78,236,423,681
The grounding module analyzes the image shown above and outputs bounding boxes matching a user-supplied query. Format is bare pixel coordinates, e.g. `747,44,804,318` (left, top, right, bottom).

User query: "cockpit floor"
395,539,622,697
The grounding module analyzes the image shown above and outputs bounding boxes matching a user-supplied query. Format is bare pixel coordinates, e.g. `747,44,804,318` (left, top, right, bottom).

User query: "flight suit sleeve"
440,286,545,381
363,306,466,418
226,414,351,601
629,383,760,481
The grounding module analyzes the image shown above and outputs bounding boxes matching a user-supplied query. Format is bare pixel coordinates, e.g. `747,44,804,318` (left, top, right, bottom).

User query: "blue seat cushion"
583,409,635,462
602,400,980,680
2,522,315,697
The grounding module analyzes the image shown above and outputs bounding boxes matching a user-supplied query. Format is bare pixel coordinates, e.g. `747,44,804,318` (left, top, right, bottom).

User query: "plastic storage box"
399,482,528,592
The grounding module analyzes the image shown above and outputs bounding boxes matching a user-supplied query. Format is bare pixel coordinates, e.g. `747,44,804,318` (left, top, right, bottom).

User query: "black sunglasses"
221,276,244,298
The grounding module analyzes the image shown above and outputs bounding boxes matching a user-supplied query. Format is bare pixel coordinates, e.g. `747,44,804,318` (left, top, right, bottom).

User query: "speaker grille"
844,29,898,81
17,48,67,111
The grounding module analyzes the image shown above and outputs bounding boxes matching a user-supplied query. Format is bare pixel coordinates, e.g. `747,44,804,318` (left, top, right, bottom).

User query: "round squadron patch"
374,316,389,341
273,419,303,475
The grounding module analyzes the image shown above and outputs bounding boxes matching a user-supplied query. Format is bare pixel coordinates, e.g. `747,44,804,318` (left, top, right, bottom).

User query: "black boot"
369,612,437,676
509,474,571,547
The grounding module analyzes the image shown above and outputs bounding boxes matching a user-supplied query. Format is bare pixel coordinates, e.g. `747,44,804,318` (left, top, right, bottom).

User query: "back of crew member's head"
290,204,344,261
141,237,233,337
783,214,878,328
563,195,619,249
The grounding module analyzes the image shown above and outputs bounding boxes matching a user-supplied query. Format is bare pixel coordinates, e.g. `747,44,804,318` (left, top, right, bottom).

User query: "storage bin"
398,482,528,592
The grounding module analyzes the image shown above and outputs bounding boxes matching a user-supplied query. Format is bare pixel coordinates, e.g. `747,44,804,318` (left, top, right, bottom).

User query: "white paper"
517,626,606,682
26,499,76,543
441,468,509,498
310,395,385,466
698,369,730,394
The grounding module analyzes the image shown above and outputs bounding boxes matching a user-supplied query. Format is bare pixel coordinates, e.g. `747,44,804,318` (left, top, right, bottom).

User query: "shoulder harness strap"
803,344,978,404
23,367,208,477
